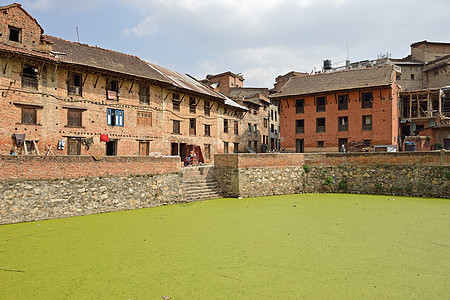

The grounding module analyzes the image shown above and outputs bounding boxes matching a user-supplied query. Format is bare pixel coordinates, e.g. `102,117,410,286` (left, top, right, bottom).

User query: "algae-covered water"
1,194,449,299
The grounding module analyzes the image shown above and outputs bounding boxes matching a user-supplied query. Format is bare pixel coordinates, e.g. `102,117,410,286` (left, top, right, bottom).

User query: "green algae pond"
1,193,449,299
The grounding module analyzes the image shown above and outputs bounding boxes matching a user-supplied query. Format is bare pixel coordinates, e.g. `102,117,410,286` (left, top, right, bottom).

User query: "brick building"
202,72,281,152
271,65,400,152
0,3,247,162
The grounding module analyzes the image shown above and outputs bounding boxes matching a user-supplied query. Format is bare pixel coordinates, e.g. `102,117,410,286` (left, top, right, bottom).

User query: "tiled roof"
46,35,169,83
0,43,57,61
272,65,396,98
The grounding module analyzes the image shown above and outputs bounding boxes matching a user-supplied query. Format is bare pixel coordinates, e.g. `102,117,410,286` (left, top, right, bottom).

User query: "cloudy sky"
23,0,450,87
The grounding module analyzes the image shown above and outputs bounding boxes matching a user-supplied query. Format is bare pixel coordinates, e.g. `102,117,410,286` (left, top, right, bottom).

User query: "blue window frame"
107,108,124,127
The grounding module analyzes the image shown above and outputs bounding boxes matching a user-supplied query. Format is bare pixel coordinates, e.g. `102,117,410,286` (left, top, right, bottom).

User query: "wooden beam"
32,140,40,155
409,93,412,119
82,73,88,87
93,73,100,88
52,64,58,82
3,55,9,74
128,80,134,93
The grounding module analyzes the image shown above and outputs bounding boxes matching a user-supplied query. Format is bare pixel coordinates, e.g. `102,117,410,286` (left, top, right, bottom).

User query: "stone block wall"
0,173,184,225
215,152,450,198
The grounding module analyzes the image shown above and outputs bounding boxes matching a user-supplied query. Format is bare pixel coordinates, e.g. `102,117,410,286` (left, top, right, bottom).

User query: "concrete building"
271,65,400,153
0,3,247,162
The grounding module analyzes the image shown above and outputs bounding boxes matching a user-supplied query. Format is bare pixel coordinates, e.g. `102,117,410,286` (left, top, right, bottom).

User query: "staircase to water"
181,165,223,202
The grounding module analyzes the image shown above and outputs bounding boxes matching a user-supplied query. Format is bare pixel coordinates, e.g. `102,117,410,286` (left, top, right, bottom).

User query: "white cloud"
123,16,158,36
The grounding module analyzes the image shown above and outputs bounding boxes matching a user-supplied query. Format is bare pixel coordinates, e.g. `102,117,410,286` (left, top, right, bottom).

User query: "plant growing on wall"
325,176,333,186
338,179,347,189
302,164,311,173
445,172,450,180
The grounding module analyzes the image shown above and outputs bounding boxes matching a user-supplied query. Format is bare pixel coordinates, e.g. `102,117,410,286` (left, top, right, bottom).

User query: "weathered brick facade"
0,4,247,162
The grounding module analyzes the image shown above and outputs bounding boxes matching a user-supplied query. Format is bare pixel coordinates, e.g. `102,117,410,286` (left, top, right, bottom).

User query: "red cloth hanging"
100,134,109,142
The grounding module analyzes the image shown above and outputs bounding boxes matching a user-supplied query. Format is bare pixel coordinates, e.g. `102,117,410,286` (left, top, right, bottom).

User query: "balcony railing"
296,127,304,134
316,126,325,133
338,124,348,131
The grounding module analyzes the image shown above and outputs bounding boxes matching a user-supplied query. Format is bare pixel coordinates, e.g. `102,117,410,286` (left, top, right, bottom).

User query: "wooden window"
137,111,152,126
362,115,372,131
271,124,274,133
9,26,21,43
254,124,257,136
68,73,82,96
316,97,326,112
204,124,211,137
248,123,252,135
173,93,180,111
21,107,37,125
363,140,371,147
139,84,150,105
223,142,229,153
338,116,348,132
317,141,325,148
338,95,348,110
295,119,304,134
106,79,119,100
204,101,210,116
234,120,239,134
296,99,304,114
263,118,268,128
316,117,326,133
139,141,150,156
67,138,81,155
189,118,196,135
107,109,124,127
224,119,228,133
361,92,373,109
173,120,181,134
189,97,196,114
22,65,38,90
67,109,82,127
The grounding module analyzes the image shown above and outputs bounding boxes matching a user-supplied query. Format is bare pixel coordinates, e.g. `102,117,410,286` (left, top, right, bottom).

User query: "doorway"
106,140,117,156
295,139,304,153
338,138,348,152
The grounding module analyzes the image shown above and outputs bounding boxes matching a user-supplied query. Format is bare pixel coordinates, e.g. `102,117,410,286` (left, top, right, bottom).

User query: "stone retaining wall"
215,152,450,199
0,172,184,225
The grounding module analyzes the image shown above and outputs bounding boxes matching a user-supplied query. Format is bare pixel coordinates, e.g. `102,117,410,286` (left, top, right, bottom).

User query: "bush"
445,172,450,180
302,164,311,174
325,176,333,186
338,180,347,189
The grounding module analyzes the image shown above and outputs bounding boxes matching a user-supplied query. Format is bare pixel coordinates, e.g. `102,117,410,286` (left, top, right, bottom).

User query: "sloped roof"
272,65,396,98
46,35,169,83
424,55,450,72
147,63,222,99
0,43,57,61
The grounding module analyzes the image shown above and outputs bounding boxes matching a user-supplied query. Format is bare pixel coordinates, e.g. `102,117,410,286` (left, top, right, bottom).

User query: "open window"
204,100,211,116
316,97,326,112
362,115,372,131
234,120,239,134
189,118,196,135
22,65,38,90
107,108,124,127
172,120,181,134
139,83,150,105
68,73,82,96
189,97,196,114
338,116,348,132
338,95,348,110
9,26,22,43
316,117,326,133
173,93,181,111
296,99,304,114
204,124,211,137
296,119,304,134
361,92,373,109
107,79,120,100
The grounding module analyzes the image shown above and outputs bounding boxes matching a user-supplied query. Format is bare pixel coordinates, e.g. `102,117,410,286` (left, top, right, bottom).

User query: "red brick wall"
215,152,449,168
0,155,181,180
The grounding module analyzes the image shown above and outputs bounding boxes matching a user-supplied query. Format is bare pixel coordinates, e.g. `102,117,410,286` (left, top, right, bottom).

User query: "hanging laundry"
58,139,65,150
82,137,94,150
100,134,109,142
13,133,26,147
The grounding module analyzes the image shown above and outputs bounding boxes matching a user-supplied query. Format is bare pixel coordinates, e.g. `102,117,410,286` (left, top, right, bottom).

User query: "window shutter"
107,109,112,125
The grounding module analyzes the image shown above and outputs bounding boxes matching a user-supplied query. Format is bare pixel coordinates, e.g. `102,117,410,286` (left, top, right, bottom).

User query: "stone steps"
181,165,223,202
